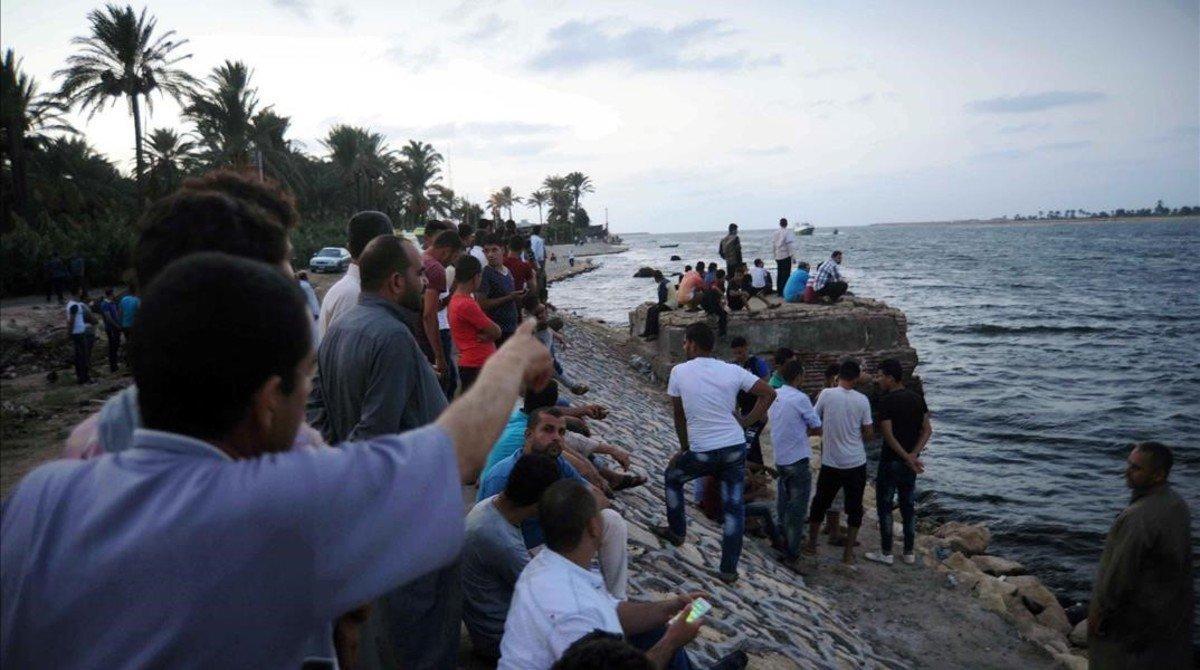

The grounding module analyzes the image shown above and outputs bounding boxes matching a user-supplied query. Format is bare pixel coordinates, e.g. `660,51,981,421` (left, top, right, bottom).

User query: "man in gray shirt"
306,234,457,669
462,453,562,659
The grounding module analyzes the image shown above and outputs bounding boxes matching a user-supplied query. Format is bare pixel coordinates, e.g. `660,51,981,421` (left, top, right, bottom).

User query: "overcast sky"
3,0,1198,232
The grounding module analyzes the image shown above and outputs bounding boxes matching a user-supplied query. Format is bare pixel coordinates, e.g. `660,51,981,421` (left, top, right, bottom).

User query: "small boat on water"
797,222,815,236
832,228,839,235
659,243,680,248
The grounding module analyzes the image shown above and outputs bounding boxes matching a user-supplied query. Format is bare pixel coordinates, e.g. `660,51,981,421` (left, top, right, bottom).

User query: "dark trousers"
438,328,458,400
776,458,812,559
876,460,917,554
699,289,727,337
628,626,694,670
665,444,746,574
458,366,481,394
71,332,94,383
47,278,66,304
382,562,462,670
642,303,671,337
105,327,121,372
744,424,764,464
809,464,867,527
775,258,791,295
816,280,848,302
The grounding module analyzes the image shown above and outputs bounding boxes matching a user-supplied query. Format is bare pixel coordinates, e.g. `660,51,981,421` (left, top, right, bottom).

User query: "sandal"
612,473,646,491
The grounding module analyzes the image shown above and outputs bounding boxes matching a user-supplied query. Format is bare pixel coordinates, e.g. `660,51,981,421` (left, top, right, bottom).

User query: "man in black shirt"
866,358,932,566
640,270,673,340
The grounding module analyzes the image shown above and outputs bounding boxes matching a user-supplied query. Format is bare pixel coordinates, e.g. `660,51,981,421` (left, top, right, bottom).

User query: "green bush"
0,215,135,297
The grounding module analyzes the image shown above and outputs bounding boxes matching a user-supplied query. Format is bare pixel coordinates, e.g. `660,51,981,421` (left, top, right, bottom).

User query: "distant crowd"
1,172,1191,670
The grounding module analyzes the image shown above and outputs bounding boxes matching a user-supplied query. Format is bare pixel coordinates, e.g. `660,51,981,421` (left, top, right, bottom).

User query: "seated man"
479,407,630,598
812,251,848,303
501,480,746,670
463,453,563,659
782,261,810,303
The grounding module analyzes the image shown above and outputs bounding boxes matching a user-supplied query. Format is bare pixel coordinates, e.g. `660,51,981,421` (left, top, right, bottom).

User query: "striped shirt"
813,259,842,291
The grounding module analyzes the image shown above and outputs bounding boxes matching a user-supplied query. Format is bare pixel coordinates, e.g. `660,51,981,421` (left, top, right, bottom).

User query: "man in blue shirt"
477,233,522,344
782,261,810,302
478,406,630,598
2,253,556,667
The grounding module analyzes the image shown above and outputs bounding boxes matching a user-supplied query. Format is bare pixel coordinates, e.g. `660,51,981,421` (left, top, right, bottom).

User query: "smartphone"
685,597,712,623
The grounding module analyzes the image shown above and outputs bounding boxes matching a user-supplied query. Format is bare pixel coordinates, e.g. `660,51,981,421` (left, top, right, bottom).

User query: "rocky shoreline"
556,313,1090,668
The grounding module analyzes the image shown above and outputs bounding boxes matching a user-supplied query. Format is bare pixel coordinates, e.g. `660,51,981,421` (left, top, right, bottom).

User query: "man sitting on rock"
812,251,848,303
478,406,630,599
463,453,562,660
500,480,747,670
654,323,776,584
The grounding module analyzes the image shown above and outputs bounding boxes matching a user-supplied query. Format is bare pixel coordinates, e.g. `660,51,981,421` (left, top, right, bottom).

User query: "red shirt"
503,255,534,292
449,293,497,368
422,253,447,295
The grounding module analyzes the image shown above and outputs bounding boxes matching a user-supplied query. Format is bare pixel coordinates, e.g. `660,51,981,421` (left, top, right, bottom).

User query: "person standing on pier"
719,223,743,277
1088,441,1193,668
655,323,776,584
772,218,797,295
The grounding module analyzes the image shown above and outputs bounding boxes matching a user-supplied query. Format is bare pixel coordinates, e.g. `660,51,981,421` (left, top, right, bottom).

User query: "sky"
2,0,1198,232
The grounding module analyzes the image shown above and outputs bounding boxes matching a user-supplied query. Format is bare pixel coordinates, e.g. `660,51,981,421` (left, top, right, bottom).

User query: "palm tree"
143,127,195,198
2,49,74,228
56,4,196,199
185,61,258,168
249,108,305,191
486,191,504,222
494,185,521,220
427,184,456,219
542,175,573,225
453,196,484,227
564,171,594,225
526,190,549,224
396,140,443,227
321,124,393,210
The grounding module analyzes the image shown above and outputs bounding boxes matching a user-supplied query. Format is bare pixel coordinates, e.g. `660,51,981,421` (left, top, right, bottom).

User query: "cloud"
384,44,443,73
390,121,567,140
966,90,1107,113
329,5,355,28
998,122,1052,134
740,145,790,156
461,13,510,42
799,65,857,78
974,140,1093,161
271,0,312,20
527,19,782,73
441,0,499,21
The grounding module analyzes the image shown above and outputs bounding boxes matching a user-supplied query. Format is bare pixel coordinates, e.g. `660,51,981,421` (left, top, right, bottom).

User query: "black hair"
730,335,748,348
454,254,483,284
507,236,526,251
779,218,788,226
480,232,503,248
780,359,805,384
695,260,705,270
359,235,413,292
775,347,795,363
1134,441,1174,477
503,454,563,507
716,269,726,279
520,292,542,314
832,250,843,258
553,631,653,670
132,253,310,441
104,287,114,297
458,223,475,240
754,258,763,266
347,211,395,260
539,479,598,553
532,225,542,235
728,223,738,232
798,261,811,271
824,363,840,379
523,380,560,413
684,265,692,272
684,322,715,352
431,230,464,250
838,358,861,381
878,358,904,383
652,270,664,281
424,219,449,237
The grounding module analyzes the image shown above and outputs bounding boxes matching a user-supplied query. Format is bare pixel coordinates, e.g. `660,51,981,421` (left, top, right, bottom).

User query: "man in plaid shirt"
813,250,849,302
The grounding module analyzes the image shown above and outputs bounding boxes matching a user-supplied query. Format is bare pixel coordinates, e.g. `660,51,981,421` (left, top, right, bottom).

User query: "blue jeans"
776,458,812,559
665,444,746,574
876,459,917,554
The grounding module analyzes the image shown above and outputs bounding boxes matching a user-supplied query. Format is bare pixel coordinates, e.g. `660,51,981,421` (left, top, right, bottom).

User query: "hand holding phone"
685,597,712,623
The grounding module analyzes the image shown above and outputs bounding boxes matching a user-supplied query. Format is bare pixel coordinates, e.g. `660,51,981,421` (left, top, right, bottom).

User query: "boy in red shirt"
449,255,501,393
502,237,537,294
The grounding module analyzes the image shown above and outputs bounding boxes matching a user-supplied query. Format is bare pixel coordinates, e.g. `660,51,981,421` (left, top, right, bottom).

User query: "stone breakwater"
556,314,1085,669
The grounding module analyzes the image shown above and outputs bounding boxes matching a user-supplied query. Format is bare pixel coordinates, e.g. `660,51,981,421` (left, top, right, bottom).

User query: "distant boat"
659,243,679,248
832,228,839,235
797,222,815,236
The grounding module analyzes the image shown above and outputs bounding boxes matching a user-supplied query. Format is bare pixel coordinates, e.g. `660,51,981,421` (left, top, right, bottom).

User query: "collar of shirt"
356,292,408,322
344,263,360,280
131,428,234,461
538,548,605,588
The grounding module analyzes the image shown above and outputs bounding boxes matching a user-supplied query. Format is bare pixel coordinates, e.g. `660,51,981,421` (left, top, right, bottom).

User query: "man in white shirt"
499,479,711,670
806,359,874,564
767,360,822,567
458,223,487,266
318,211,395,337
653,323,776,583
771,218,797,295
748,259,770,294
65,288,95,384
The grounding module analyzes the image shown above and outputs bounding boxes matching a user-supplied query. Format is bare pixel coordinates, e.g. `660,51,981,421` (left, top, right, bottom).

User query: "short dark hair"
507,236,525,251
135,182,291,287
503,454,562,507
520,292,541,314
652,270,664,281
347,211,394,260
523,381,561,414
132,253,310,440
684,265,692,272
775,347,795,364
532,225,542,235
431,230,463,251
780,359,805,384
798,261,810,271
553,631,653,670
457,223,475,240
824,362,840,379
730,335,748,349
684,323,715,352
454,254,483,284
878,358,904,382
779,218,788,226
728,223,737,232
539,479,598,553
424,220,449,238
832,250,843,258
1134,441,1173,477
695,260,704,269
754,258,763,266
480,232,503,248
359,235,413,292
838,358,861,381
183,169,300,230
715,269,726,279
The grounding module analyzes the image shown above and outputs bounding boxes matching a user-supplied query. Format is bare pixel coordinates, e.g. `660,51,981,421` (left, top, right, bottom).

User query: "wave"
936,323,1114,335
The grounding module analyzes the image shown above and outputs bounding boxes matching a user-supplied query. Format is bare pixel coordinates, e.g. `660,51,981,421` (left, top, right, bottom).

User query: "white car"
309,247,351,273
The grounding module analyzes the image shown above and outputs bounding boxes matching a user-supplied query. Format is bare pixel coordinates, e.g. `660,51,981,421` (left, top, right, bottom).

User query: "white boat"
797,222,815,236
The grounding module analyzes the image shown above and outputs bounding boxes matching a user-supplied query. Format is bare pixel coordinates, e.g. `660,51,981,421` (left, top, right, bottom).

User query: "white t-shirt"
498,549,621,670
318,264,360,337
748,266,769,289
530,235,546,264
65,301,89,335
813,386,872,469
438,265,455,331
768,385,822,466
667,357,760,452
470,246,487,266
772,228,797,261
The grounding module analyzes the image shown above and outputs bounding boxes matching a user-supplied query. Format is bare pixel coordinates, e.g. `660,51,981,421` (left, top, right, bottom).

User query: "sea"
551,217,1200,607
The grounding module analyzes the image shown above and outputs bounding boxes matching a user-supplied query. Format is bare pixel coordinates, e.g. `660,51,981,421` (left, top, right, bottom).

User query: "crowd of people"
2,173,1192,670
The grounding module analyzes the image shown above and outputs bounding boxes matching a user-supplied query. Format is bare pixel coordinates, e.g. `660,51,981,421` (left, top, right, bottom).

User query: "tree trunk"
131,93,145,205
537,205,543,225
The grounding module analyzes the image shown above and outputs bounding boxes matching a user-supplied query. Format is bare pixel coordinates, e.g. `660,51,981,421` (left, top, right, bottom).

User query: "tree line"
1007,200,1198,221
1,4,598,295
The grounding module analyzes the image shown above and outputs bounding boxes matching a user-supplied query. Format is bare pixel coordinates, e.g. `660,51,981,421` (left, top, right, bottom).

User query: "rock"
633,267,657,278
1052,652,1088,670
974,575,1018,600
1018,621,1069,655
970,554,1026,576
934,521,991,556
1068,619,1088,647
1007,576,1072,635
1064,602,1088,625
944,551,984,575
627,524,661,549
670,255,682,261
